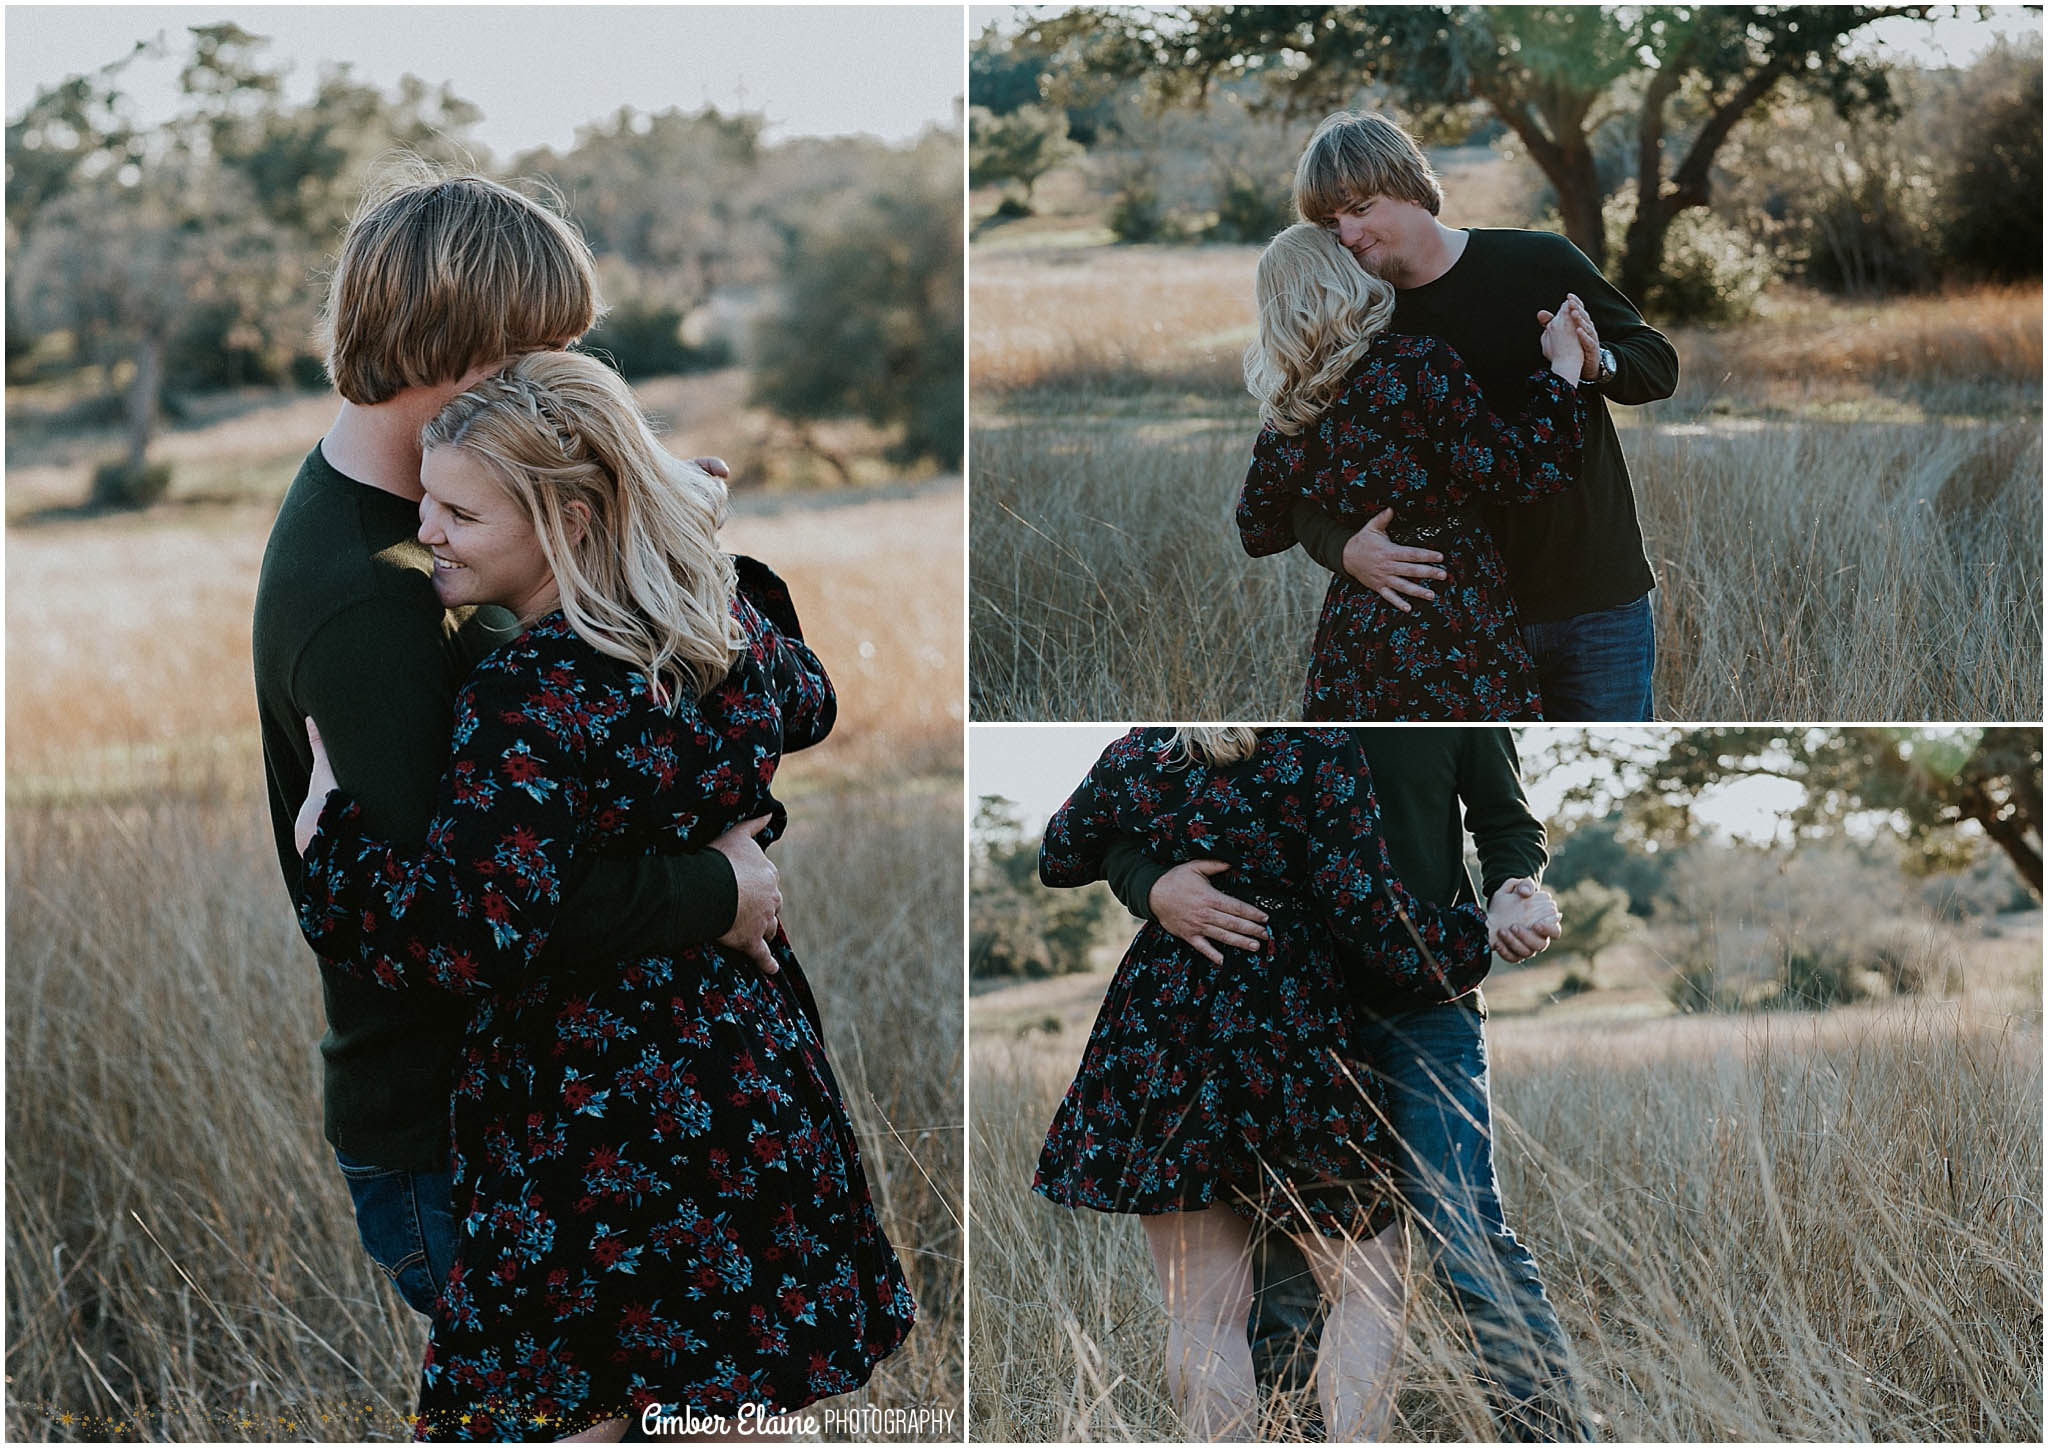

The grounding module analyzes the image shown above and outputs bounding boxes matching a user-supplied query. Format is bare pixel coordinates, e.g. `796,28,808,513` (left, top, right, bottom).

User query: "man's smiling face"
1331,191,1438,287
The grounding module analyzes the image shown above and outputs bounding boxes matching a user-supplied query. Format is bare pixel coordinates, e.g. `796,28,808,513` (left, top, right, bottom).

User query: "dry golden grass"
1634,418,2039,719
4,390,966,1438
969,932,2043,1441
971,246,1256,398
1667,285,2044,420
968,248,2042,721
7,482,964,798
970,419,1316,719
7,787,960,1443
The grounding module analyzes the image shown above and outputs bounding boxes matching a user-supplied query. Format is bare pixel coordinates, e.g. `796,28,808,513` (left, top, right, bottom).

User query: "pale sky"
969,725,1816,846
7,6,964,161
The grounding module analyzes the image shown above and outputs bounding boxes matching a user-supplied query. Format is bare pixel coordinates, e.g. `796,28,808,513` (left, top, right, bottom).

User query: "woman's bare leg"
1140,1208,1259,1441
1291,1219,1409,1441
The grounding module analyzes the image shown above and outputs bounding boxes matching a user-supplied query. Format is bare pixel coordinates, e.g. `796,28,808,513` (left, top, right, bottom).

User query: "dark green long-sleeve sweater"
1100,728,1544,1015
253,444,740,1170
1291,228,1677,624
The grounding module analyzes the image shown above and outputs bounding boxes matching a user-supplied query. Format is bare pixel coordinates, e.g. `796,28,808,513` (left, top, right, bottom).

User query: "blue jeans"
1521,593,1655,721
335,1148,459,1318
1249,1001,1590,1441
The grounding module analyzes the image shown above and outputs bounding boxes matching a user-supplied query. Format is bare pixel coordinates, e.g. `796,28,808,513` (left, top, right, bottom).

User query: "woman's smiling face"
416,446,560,623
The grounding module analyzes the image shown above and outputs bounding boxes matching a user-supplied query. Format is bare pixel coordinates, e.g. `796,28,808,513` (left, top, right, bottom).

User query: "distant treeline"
6,23,960,501
971,728,2043,1013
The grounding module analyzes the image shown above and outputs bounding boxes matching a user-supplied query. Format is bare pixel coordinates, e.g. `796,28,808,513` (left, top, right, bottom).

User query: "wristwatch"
1593,345,1617,386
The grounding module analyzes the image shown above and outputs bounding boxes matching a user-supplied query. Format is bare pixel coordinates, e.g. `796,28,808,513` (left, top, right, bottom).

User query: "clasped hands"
1341,295,1602,611
1147,859,1561,966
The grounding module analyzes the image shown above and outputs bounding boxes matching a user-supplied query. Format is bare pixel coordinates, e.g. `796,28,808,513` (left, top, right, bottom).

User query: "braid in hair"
421,351,743,705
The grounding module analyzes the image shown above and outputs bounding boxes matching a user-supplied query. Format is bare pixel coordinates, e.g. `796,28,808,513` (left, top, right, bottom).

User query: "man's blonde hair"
1293,110,1444,226
1244,224,1397,434
421,352,742,706
322,161,603,405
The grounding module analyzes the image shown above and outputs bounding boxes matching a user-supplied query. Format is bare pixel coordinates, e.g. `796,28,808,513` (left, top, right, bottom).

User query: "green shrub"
1107,185,1166,243
1803,169,1938,295
1665,961,1729,1014
1206,181,1291,244
1941,66,2043,282
584,301,733,381
89,458,173,509
1547,185,1778,322
165,301,283,391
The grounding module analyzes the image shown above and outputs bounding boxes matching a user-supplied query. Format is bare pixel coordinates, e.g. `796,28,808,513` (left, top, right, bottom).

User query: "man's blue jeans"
1249,1000,1590,1441
1521,592,1656,722
335,1149,459,1317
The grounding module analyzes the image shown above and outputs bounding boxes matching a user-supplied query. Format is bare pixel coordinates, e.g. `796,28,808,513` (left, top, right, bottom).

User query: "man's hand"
711,815,781,975
1148,860,1269,966
1340,508,1447,613
1488,877,1562,963
690,456,731,480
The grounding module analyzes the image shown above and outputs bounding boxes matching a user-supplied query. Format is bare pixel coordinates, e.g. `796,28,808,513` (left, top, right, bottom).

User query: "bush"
1552,970,1596,1000
1612,185,1778,322
993,194,1032,220
751,135,961,472
165,301,285,391
1803,165,1939,296
1544,183,1778,322
89,458,173,509
1205,180,1291,244
583,301,733,381
287,354,329,391
1942,65,2043,282
1665,961,1729,1014
1108,185,1166,243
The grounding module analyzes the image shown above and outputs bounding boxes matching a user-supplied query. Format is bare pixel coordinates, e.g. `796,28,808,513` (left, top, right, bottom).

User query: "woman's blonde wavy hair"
421,351,743,706
1165,727,1262,769
1243,222,1397,435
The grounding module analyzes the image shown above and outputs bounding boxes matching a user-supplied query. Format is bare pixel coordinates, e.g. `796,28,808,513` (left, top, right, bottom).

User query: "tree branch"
1667,55,1798,210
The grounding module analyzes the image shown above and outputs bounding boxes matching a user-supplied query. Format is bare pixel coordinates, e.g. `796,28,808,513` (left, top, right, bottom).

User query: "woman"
1237,223,1597,721
291,351,914,1441
1033,727,1500,1439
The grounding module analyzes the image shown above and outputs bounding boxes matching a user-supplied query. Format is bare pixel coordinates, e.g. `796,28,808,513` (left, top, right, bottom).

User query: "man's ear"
563,498,593,547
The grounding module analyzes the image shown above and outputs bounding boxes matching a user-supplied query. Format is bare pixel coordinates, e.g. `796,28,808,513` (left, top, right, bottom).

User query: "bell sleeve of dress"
1235,422,1316,558
735,554,837,754
1420,340,1585,508
292,643,593,997
1038,730,1150,889
1300,730,1493,1001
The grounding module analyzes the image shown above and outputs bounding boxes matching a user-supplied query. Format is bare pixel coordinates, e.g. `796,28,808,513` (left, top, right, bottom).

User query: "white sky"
6,6,965,161
968,725,1814,846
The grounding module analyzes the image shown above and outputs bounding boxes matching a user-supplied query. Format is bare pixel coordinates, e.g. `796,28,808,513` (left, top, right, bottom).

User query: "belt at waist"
1385,507,1480,548
1228,887,1304,918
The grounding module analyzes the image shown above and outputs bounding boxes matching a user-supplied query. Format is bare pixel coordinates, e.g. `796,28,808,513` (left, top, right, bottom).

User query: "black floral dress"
296,560,914,1442
1237,334,1585,721
1032,729,1493,1238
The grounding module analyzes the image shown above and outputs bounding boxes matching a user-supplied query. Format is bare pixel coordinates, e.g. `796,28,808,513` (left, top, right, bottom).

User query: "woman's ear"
563,498,593,547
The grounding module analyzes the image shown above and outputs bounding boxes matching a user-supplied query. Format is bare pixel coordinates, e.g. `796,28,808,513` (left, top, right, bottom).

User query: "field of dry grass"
968,240,2042,721
4,386,965,1440
969,922,2043,1441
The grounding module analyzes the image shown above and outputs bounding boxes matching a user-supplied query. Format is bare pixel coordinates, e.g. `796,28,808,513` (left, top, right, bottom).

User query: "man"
1101,728,1590,1440
1289,111,1678,722
252,170,782,1316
